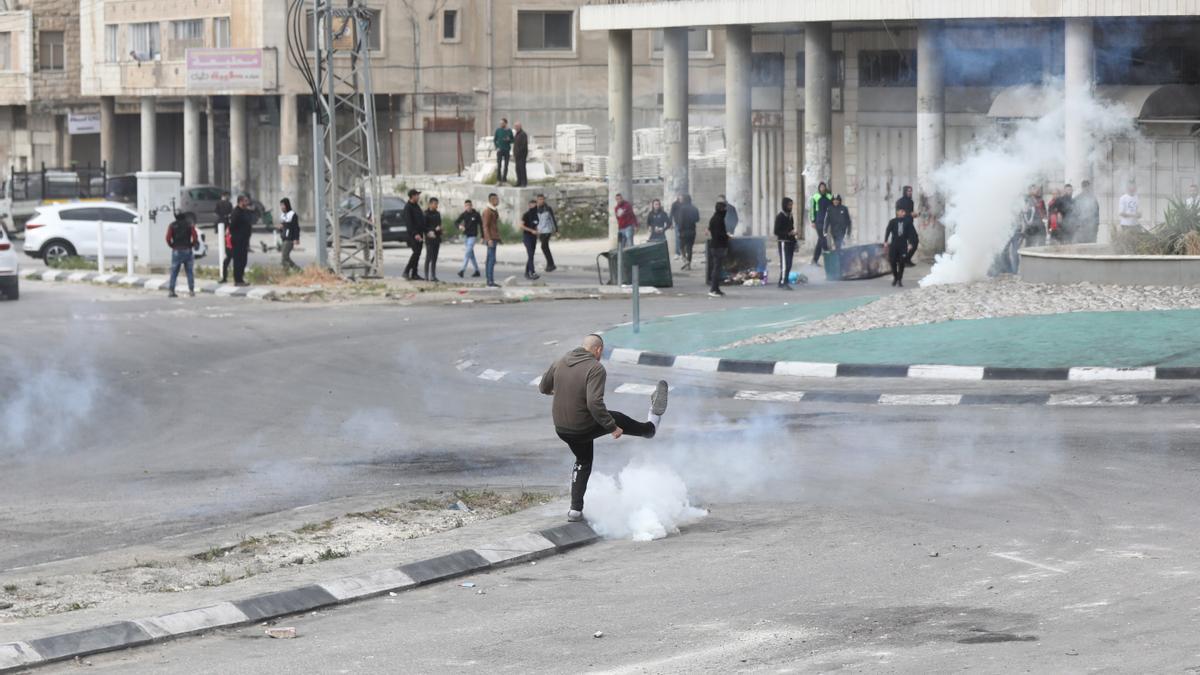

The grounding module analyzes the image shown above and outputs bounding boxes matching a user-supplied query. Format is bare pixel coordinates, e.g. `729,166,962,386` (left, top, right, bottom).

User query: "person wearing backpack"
165,212,199,298
278,198,300,271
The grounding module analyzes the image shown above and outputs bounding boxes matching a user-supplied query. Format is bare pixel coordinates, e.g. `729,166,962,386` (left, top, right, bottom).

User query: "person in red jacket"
614,193,638,248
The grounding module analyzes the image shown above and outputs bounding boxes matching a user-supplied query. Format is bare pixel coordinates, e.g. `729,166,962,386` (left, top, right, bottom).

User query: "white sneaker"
650,380,669,416
567,510,584,523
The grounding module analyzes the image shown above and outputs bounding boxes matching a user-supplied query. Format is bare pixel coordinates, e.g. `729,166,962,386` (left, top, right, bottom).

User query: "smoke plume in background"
0,362,99,454
922,83,1134,286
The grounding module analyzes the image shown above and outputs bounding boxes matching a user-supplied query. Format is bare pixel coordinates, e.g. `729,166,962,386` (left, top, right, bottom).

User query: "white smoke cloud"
584,460,708,541
0,361,100,455
922,82,1134,286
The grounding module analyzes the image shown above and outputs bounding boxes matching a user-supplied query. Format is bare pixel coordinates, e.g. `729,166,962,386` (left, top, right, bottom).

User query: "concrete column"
59,116,72,166
803,22,832,220
183,97,201,186
280,93,300,203
725,25,753,229
607,29,633,245
229,95,248,195
206,98,216,184
100,96,115,171
917,21,946,258
1065,17,1095,188
662,27,689,204
139,97,157,172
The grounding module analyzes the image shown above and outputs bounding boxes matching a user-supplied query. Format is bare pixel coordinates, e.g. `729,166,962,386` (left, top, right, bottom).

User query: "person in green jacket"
808,182,832,265
494,118,514,185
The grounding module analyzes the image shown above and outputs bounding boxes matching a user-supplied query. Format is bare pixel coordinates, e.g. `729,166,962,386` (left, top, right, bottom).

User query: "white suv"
0,220,18,299
22,202,138,265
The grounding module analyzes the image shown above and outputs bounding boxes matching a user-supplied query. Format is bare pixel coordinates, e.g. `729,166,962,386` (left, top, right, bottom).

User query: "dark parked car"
329,195,408,245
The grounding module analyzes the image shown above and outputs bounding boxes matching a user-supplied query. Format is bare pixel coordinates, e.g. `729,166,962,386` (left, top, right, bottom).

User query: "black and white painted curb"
18,268,312,301
0,522,598,672
603,347,1200,382
460,360,1200,408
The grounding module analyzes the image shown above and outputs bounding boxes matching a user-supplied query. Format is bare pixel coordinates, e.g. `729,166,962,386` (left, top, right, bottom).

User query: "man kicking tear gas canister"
540,335,669,523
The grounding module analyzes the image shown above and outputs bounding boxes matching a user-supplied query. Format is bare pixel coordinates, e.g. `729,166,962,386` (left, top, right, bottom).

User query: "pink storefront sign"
186,49,263,91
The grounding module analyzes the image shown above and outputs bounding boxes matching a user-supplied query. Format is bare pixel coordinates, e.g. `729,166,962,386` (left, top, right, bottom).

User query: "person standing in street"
668,192,684,259
402,189,425,280
455,199,483,278
614,193,637,248
521,198,540,280
165,211,198,298
719,194,740,235
494,118,514,185
423,197,443,282
536,193,558,272
216,191,234,283
676,193,701,270
824,195,852,250
513,122,529,188
1119,182,1142,231
278,198,300,272
539,334,669,523
884,206,918,287
774,197,797,290
707,201,730,298
482,193,502,287
1072,180,1101,243
809,182,832,265
647,199,670,243
215,191,233,231
230,195,255,286
896,186,920,267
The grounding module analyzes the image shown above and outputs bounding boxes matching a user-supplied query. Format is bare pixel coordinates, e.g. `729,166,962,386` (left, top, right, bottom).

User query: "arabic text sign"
186,49,263,92
68,112,102,135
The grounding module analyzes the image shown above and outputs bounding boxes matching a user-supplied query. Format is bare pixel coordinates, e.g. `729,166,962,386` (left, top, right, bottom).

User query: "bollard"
96,221,105,272
126,225,135,275
217,222,226,277
632,264,640,334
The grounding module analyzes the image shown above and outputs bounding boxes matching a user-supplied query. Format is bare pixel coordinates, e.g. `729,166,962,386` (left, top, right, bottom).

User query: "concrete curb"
19,268,319,301
602,347,1200,382
0,522,599,672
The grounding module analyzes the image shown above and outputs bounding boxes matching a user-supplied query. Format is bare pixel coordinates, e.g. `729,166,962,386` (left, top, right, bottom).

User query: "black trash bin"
596,240,673,287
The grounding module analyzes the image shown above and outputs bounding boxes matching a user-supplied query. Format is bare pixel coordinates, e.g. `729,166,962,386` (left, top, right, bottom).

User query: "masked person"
774,197,797,290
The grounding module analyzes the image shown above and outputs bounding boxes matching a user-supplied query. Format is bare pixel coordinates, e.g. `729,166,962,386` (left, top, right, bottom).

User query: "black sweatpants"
222,246,234,281
523,233,538,277
423,238,440,280
515,155,528,187
557,411,656,511
232,240,250,284
680,232,696,266
889,246,908,284
404,239,424,278
539,233,556,270
709,246,728,293
811,228,828,265
778,240,796,285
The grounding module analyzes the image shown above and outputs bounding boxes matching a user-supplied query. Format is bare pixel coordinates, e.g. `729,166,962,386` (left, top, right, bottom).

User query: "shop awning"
986,84,1200,121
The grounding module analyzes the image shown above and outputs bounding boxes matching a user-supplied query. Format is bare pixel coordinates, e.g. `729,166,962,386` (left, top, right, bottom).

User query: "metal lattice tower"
312,0,383,277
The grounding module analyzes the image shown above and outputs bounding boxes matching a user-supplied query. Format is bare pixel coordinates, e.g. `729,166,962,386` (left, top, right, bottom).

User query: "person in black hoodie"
884,206,919,287
774,197,797,290
402,189,425,280
520,198,540,280
824,195,852,249
229,195,255,286
423,197,443,282
896,186,918,267
647,199,670,242
676,194,701,270
707,201,730,297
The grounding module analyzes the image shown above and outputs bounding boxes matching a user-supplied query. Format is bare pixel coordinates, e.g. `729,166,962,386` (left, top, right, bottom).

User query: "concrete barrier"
1020,243,1200,286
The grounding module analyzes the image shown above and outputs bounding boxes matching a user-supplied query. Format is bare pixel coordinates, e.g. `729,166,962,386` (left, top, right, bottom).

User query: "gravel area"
733,276,1200,347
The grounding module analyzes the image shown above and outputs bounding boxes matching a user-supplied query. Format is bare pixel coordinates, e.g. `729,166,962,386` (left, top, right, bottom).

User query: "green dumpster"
596,240,673,287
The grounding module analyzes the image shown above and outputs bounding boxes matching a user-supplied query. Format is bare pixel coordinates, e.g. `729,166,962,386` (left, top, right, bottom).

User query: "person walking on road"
707,201,731,298
513,122,529,188
455,200,483,278
884,206,919,287
482,193,502,287
165,212,198,298
676,194,701,270
774,197,797,290
614,193,638,248
423,197,443,282
540,334,669,523
668,192,684,259
494,118,514,185
536,193,558,272
230,195,255,286
719,194,740,235
647,199,670,242
402,189,425,280
215,191,233,232
521,198,540,280
824,195,852,250
809,182,832,265
278,198,300,272
896,186,920,266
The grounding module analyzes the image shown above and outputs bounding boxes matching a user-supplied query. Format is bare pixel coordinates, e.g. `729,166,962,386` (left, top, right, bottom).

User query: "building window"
516,10,573,52
0,33,10,71
943,48,1044,86
858,50,917,87
130,22,161,61
105,25,119,62
306,9,382,51
796,51,846,87
650,28,710,56
38,30,65,71
214,17,231,48
442,9,459,42
752,53,784,87
169,19,204,60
